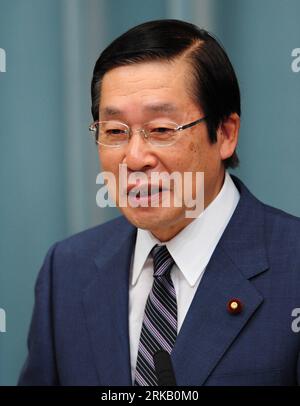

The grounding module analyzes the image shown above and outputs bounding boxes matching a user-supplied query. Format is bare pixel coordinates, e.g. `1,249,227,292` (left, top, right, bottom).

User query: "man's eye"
106,129,126,135
151,127,172,133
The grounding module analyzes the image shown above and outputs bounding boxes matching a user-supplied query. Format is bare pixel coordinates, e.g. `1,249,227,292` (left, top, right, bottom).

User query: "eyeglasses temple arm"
177,116,207,131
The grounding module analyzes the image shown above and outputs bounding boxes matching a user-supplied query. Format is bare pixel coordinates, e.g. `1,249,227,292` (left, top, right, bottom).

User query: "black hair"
91,19,240,168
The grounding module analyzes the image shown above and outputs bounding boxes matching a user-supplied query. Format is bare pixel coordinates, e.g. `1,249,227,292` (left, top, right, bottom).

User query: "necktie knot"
151,244,175,278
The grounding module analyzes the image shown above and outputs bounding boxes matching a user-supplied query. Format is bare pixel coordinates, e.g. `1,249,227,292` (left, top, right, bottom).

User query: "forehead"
100,60,194,109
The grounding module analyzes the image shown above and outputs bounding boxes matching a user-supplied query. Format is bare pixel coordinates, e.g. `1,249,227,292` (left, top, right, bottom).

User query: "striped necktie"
134,244,177,386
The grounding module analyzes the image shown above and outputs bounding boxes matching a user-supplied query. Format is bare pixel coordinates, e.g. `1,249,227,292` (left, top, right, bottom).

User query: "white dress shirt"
129,171,240,381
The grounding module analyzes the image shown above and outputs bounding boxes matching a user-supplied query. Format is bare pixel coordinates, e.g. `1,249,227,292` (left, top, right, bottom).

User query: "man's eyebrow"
143,103,178,113
101,106,122,117
100,103,178,117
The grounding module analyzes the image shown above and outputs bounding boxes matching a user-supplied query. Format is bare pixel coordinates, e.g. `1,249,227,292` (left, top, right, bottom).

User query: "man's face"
98,60,229,241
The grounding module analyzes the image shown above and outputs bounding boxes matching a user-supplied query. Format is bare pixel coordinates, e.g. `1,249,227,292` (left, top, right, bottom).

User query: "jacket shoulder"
262,203,300,260
263,203,300,232
232,174,300,240
37,215,135,290
55,215,134,256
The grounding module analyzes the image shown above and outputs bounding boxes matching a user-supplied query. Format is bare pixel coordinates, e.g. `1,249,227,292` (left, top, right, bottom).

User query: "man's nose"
123,130,157,171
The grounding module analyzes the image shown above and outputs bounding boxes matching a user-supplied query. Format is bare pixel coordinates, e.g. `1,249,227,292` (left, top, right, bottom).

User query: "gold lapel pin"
227,298,243,314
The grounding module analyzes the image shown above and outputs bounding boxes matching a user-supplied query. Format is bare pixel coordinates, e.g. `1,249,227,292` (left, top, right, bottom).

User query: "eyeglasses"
88,116,207,147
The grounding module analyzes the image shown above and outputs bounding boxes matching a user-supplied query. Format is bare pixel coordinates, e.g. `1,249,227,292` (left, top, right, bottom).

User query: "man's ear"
218,113,240,161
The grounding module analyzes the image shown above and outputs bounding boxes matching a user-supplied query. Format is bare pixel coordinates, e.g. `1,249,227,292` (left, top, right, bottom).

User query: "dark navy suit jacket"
19,176,300,385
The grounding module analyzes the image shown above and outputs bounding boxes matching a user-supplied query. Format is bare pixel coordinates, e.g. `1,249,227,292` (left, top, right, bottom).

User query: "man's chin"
119,206,185,232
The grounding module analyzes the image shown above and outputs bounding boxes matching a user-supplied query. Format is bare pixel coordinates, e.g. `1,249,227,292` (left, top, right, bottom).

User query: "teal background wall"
0,0,299,385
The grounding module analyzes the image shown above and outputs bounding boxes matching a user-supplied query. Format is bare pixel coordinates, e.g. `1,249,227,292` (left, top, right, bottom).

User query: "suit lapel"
172,176,269,385
172,248,265,385
82,221,136,386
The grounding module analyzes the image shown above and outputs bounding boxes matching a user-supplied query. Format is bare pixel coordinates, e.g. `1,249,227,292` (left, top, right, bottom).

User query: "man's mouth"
125,182,171,207
127,183,163,197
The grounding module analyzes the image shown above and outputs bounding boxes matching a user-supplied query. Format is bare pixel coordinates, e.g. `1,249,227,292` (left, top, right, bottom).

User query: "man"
19,19,300,386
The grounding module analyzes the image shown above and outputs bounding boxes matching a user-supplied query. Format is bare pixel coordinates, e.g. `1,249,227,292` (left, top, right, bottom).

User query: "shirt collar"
131,171,240,287
131,226,160,286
